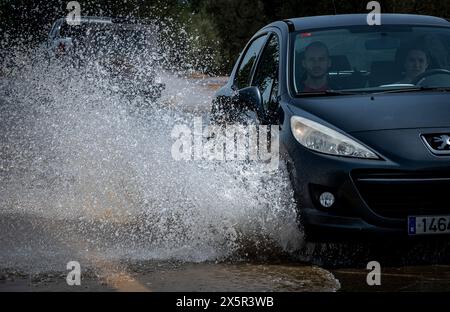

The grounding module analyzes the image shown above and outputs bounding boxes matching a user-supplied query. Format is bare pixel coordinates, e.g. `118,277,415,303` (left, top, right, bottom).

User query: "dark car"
210,14,450,240
47,16,165,101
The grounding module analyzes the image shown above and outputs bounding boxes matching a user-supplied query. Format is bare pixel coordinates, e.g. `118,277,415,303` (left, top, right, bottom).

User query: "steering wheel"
411,69,450,85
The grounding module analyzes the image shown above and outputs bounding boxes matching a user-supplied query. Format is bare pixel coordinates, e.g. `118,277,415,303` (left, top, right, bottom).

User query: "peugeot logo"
422,133,450,155
433,135,450,150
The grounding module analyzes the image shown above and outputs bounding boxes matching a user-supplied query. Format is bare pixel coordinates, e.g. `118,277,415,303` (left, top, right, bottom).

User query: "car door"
211,34,268,124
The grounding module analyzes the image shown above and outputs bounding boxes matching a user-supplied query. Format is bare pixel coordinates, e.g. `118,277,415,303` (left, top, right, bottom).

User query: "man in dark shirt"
301,41,332,92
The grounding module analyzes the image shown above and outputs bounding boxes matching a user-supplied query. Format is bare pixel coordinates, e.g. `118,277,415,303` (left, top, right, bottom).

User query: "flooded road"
0,261,340,292
0,52,449,292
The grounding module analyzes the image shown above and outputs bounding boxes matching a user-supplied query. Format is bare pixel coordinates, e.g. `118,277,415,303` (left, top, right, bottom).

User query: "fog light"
319,192,335,208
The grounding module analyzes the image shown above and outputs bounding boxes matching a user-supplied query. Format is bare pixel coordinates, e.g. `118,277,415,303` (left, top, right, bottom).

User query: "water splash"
0,36,303,269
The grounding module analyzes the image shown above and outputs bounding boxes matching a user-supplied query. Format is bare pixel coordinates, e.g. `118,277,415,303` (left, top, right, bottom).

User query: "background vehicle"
47,16,165,102
211,14,450,241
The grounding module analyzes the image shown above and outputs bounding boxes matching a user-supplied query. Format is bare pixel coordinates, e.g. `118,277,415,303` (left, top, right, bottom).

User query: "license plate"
408,215,450,235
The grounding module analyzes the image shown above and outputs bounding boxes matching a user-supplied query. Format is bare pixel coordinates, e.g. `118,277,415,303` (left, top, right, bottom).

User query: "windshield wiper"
373,86,450,95
297,90,360,97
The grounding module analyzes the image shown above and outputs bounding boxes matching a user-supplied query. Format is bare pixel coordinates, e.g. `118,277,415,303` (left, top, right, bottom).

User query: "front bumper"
283,133,450,238
302,208,405,239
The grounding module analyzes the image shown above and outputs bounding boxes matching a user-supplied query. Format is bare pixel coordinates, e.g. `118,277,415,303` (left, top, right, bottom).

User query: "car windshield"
292,25,450,95
60,22,156,59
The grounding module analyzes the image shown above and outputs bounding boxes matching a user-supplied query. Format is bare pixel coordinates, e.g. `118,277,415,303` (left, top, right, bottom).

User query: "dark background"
1,0,450,74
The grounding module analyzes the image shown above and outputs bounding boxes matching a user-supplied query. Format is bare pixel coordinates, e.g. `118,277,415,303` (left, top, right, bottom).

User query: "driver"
397,48,429,84
301,41,332,92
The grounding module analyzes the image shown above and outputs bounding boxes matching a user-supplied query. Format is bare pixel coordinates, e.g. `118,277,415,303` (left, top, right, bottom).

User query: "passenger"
397,48,429,84
301,41,332,92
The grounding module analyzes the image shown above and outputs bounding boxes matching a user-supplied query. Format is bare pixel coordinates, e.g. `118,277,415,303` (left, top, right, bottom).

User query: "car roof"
281,14,450,31
55,16,112,24
55,16,154,26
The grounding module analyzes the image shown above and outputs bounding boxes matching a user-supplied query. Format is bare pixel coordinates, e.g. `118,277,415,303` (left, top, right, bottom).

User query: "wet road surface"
1,71,449,292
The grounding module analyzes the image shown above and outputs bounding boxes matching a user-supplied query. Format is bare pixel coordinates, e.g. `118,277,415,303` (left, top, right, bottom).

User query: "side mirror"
238,86,264,114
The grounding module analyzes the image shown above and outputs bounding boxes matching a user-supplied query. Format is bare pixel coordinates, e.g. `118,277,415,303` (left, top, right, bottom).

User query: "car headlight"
290,115,379,159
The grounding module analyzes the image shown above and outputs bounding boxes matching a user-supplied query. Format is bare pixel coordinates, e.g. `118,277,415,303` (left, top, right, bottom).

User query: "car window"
252,34,280,112
234,35,267,89
292,26,450,95
56,23,155,63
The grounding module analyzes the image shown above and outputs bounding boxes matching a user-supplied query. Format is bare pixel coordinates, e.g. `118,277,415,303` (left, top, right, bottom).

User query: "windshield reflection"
293,26,450,95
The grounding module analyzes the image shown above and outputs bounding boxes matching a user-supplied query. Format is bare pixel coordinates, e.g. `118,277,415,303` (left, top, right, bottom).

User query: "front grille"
422,133,450,154
353,171,450,219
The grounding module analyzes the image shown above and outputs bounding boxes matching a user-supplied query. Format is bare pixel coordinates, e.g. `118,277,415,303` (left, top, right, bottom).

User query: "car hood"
289,92,450,133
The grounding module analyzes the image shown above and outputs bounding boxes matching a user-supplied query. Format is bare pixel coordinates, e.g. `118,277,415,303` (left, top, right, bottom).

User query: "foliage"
2,0,450,75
